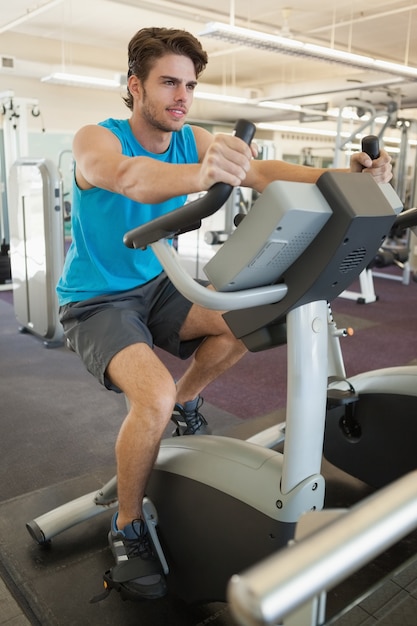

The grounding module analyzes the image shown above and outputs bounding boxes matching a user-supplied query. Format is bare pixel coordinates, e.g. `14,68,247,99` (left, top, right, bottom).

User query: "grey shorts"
59,273,204,392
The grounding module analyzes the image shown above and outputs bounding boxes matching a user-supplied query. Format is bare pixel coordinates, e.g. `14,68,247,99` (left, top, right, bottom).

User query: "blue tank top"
57,119,198,304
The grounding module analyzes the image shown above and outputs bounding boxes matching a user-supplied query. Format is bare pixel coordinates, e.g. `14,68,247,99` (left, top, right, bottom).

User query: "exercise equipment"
340,133,390,303
0,238,11,284
324,137,417,487
340,115,417,301
8,157,65,346
324,263,417,488
0,92,42,286
228,470,417,626
26,121,417,607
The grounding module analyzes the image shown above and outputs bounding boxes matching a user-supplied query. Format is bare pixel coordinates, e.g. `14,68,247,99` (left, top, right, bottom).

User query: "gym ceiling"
1,0,417,129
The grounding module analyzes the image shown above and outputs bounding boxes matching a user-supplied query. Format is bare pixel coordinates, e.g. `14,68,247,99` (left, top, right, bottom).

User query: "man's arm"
73,123,392,203
73,124,202,203
244,146,393,193
72,124,254,204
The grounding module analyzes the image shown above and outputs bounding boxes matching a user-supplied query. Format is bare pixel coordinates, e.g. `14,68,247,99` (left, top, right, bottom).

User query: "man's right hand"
198,133,256,190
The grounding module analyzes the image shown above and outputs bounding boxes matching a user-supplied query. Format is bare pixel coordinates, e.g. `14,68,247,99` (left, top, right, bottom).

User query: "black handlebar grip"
234,118,256,144
362,135,380,160
123,119,256,249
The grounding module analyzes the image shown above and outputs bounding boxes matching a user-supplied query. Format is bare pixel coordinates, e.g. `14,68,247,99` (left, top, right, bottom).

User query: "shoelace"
125,519,154,560
177,397,208,434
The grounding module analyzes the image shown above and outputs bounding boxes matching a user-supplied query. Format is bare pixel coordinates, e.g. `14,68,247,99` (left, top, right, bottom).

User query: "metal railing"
228,470,417,626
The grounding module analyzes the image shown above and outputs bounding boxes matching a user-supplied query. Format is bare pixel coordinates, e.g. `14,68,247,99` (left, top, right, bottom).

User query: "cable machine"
1,91,65,346
0,91,41,285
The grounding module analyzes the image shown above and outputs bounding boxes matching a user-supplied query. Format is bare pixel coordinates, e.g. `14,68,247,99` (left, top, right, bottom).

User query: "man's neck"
129,116,172,154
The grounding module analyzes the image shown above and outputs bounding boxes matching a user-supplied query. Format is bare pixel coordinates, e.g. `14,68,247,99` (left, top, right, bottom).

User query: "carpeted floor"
0,269,417,625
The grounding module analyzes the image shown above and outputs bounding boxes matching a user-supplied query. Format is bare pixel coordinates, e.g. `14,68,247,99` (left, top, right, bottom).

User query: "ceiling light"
0,0,64,34
257,122,341,137
41,72,121,89
194,91,250,104
195,88,378,122
257,101,302,111
200,22,417,81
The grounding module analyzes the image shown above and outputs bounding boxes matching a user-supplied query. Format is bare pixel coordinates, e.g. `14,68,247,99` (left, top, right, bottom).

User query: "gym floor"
0,287,30,626
1,267,417,625
0,576,30,625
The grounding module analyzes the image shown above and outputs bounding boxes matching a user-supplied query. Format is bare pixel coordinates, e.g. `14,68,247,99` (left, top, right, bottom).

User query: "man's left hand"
350,149,393,184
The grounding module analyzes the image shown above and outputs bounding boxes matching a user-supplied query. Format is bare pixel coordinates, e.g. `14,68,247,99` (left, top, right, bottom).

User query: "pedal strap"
89,557,163,603
327,376,358,408
327,375,356,393
111,556,162,584
89,571,114,603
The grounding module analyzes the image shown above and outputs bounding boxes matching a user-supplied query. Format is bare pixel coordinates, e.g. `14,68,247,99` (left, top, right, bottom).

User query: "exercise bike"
26,121,417,604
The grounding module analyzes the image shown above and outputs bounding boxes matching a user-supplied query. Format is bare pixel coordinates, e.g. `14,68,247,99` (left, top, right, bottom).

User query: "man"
57,27,392,600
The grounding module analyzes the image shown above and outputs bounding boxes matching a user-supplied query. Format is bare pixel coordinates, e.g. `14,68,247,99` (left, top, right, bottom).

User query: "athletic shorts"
59,272,204,392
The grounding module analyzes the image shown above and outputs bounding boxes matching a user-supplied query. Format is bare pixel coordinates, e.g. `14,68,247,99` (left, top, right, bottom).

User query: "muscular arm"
72,123,253,204
73,123,392,203
73,125,204,203
245,147,393,193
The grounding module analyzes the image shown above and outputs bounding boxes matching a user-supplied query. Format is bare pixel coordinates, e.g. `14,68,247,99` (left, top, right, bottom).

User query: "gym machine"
340,108,417,300
228,469,417,625
26,121,417,607
0,92,65,345
0,92,42,285
8,157,65,346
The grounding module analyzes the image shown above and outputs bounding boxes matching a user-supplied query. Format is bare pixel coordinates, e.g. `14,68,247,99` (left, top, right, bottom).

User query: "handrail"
151,240,287,310
394,206,417,231
228,470,417,626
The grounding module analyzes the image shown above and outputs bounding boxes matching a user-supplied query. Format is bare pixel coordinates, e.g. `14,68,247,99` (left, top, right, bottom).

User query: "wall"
0,75,127,133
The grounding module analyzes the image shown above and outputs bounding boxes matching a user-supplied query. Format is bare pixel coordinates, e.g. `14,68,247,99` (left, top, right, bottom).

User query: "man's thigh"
179,303,230,341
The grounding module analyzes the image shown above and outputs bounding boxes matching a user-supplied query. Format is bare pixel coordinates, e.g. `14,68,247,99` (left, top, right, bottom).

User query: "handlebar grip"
234,118,257,144
124,119,256,250
362,135,380,160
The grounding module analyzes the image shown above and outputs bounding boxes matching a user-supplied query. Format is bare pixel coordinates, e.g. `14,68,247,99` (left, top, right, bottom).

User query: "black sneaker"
171,396,211,436
108,514,167,600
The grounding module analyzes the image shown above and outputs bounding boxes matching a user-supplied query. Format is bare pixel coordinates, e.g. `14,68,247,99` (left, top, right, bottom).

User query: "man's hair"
123,27,208,110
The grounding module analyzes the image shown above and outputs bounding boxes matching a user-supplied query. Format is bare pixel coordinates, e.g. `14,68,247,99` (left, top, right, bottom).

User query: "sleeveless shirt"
57,118,198,304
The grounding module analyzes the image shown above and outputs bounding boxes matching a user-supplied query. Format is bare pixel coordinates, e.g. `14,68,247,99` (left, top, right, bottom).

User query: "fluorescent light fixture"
200,22,417,81
258,101,302,111
252,99,368,121
41,72,121,89
256,122,409,152
195,88,377,123
0,0,64,34
257,122,341,137
194,90,250,104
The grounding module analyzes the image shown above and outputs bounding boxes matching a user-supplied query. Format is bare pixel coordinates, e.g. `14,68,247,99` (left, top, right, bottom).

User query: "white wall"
1,75,128,134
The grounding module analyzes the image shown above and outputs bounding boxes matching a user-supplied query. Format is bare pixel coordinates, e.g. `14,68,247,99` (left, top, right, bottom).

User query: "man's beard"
142,88,183,133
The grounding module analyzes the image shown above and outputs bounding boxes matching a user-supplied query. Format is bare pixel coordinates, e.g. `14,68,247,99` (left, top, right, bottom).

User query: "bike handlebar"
123,126,417,253
362,135,380,160
362,134,417,232
123,119,256,250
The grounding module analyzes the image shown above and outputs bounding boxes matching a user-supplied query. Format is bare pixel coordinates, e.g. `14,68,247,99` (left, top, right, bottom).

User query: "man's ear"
127,74,142,99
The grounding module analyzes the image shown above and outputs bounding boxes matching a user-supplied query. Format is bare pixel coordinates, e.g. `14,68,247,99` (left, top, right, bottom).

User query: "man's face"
136,54,198,132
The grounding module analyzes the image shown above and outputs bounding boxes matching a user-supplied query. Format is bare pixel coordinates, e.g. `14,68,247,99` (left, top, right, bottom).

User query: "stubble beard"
142,88,183,133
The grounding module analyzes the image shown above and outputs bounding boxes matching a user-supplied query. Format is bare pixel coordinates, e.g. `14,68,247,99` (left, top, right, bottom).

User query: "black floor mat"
2,289,417,624
2,455,417,626
0,473,240,626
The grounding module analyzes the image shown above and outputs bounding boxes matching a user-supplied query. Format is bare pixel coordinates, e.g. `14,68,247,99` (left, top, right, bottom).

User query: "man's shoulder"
98,118,129,133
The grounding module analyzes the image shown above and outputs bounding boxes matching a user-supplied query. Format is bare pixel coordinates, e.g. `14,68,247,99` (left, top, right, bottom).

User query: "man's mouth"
167,107,187,119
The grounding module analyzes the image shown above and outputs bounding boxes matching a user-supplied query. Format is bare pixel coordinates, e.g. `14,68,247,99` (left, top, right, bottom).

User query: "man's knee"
127,371,177,419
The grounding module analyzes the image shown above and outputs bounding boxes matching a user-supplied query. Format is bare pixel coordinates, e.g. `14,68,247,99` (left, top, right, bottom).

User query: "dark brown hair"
123,27,208,110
